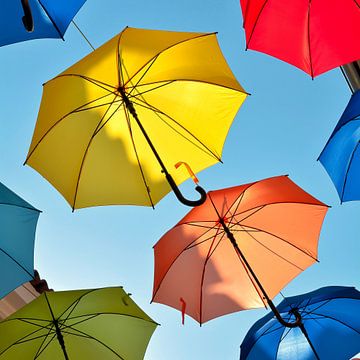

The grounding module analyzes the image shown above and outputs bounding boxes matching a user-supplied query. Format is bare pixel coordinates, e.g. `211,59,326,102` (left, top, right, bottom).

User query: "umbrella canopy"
152,175,329,324
25,26,247,209
319,89,360,202
0,0,87,46
240,0,360,77
0,181,40,299
0,286,158,359
240,286,360,360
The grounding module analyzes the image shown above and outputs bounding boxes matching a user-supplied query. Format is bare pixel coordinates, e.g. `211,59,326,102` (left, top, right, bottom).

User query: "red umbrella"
240,0,360,77
152,176,329,325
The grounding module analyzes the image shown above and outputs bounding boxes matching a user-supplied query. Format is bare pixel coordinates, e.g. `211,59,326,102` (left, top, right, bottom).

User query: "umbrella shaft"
54,320,70,360
219,219,301,328
118,87,169,175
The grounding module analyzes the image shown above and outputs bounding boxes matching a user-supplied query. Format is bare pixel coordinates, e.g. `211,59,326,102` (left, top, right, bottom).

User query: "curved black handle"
165,172,207,207
269,302,302,328
21,0,34,32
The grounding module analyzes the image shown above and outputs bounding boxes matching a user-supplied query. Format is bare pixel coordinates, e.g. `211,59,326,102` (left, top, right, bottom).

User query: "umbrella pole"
44,292,70,360
291,309,320,360
218,218,302,328
118,87,207,207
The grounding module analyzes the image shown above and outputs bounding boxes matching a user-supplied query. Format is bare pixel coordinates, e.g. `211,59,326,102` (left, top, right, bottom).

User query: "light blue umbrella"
240,286,360,360
0,181,40,299
0,0,87,47
319,89,360,202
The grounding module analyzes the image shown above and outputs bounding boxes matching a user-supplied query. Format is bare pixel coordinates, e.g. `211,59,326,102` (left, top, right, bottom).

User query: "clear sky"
1,0,359,359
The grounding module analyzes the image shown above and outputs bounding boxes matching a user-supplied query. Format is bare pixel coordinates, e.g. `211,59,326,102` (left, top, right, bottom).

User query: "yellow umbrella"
25,27,248,210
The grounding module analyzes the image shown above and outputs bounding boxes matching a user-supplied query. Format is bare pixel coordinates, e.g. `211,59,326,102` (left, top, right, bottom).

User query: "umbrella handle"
165,172,207,207
269,302,302,328
21,0,34,32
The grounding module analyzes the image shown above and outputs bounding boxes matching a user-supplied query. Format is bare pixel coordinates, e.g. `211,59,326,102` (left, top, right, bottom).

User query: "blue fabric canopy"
319,90,360,202
0,182,40,299
240,286,360,360
0,0,86,47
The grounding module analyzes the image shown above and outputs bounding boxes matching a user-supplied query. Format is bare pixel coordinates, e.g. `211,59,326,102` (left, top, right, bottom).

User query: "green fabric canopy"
0,287,158,359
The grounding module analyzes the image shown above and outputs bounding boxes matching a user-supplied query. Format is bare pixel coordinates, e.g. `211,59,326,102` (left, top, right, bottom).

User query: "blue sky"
1,0,359,359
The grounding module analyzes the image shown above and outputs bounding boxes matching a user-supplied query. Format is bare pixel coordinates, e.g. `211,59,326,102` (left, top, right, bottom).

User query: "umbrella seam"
71,95,120,210
37,0,64,40
123,32,217,88
129,97,221,161
25,91,115,164
340,140,360,202
245,0,270,50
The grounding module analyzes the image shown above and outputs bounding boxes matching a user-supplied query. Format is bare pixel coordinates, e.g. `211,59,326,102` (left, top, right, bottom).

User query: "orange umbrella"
152,176,329,325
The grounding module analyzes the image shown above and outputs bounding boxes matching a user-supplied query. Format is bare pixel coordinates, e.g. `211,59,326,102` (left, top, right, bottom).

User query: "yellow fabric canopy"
26,27,247,209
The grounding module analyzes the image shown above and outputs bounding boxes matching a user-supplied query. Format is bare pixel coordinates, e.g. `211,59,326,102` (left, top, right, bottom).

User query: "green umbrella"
0,287,158,359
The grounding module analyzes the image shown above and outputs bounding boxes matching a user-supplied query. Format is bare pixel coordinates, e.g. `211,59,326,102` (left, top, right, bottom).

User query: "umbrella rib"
235,224,305,271
152,226,217,300
37,0,63,39
318,118,360,159
123,104,155,207
128,78,249,95
25,92,116,163
183,222,217,230
353,0,360,9
199,227,225,325
51,74,115,93
59,324,126,359
340,140,360,202
0,321,54,356
130,97,221,161
33,326,57,359
230,205,264,224
117,28,128,87
126,80,175,98
232,222,318,263
123,32,217,87
0,202,41,212
245,0,270,50
0,247,34,279
72,94,119,210
126,56,159,98
307,1,314,79
57,289,100,320
299,299,332,316
226,201,328,222
184,225,219,250
63,312,158,325
302,310,360,336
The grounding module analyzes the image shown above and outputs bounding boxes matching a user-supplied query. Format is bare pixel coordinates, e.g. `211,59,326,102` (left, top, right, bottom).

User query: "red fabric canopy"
240,0,360,77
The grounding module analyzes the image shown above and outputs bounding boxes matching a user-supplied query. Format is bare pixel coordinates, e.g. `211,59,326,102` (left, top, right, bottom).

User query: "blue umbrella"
319,89,360,202
0,181,40,299
0,0,87,47
240,286,360,360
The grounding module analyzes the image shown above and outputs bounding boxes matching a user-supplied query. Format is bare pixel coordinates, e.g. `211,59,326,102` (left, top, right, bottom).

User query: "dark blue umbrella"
0,181,41,299
0,0,86,47
240,286,360,360
319,89,360,202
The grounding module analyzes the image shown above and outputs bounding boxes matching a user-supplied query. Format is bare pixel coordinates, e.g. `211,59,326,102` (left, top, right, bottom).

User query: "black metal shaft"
118,87,207,207
218,218,302,328
292,309,320,360
118,87,171,177
44,292,70,360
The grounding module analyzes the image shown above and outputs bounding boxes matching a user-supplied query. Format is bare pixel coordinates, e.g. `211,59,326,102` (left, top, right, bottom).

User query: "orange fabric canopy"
152,176,329,324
